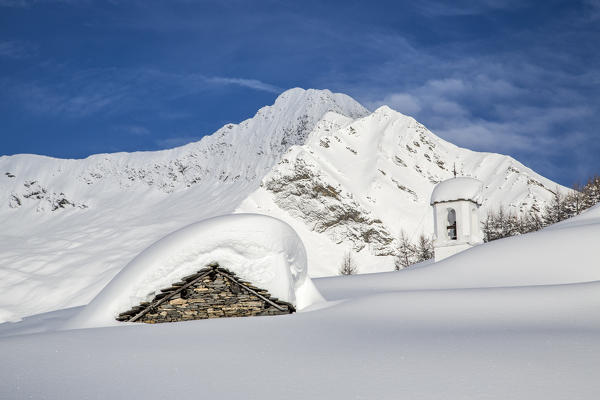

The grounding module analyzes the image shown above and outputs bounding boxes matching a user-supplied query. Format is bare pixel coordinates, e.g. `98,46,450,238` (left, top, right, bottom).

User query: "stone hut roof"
116,263,295,323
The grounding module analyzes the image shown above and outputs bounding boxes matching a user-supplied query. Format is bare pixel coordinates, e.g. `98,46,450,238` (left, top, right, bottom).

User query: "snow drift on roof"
66,214,323,329
430,177,483,205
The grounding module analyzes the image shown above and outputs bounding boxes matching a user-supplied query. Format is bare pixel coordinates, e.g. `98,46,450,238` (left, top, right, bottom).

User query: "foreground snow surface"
1,205,599,399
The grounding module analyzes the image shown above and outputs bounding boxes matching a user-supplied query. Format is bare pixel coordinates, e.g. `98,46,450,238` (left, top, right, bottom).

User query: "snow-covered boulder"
66,214,323,329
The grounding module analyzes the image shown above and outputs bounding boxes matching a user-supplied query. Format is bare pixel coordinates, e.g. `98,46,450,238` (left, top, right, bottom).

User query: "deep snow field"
0,204,598,399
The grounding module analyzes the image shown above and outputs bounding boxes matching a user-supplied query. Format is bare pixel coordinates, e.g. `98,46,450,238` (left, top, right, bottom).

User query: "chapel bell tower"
430,177,484,262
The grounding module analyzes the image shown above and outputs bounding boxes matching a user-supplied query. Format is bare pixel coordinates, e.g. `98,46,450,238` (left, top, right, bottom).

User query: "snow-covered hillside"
0,88,566,323
1,204,598,400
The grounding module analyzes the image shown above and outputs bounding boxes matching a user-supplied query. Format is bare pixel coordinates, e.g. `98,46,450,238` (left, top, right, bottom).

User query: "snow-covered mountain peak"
371,104,409,117
269,88,369,119
367,105,421,128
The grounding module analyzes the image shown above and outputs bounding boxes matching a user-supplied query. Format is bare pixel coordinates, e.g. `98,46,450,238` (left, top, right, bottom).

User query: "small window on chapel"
447,208,457,240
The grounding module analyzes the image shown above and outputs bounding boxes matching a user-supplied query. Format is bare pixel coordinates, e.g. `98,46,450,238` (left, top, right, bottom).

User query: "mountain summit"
0,88,565,322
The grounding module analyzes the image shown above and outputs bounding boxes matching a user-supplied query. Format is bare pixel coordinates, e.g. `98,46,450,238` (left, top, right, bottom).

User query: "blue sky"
0,0,598,186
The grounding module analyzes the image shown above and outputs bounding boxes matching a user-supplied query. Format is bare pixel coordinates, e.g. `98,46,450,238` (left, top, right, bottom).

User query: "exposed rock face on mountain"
262,157,395,256
0,88,564,322
8,179,88,212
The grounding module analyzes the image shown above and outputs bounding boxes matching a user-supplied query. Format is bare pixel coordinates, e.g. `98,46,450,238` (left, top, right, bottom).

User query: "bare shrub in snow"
339,251,358,275
415,234,434,263
394,231,416,270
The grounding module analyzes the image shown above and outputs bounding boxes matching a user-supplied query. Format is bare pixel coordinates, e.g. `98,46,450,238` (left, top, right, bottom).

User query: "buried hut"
65,214,323,329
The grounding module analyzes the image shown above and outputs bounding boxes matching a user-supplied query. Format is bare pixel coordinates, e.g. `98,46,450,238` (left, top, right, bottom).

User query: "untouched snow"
430,176,483,205
1,283,599,400
66,214,323,329
0,88,571,323
0,203,599,399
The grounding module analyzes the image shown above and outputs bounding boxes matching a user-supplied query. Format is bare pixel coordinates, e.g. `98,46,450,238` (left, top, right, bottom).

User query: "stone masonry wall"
117,266,294,324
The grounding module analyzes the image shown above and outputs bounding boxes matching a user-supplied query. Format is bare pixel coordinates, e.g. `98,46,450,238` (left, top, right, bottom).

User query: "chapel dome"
430,177,483,206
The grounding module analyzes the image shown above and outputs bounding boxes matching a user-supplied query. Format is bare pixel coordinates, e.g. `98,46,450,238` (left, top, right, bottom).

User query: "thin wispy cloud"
0,0,88,7
155,135,202,148
8,78,130,117
0,40,37,59
114,125,151,136
206,77,282,94
3,66,281,118
414,0,524,16
584,0,600,19
0,0,29,6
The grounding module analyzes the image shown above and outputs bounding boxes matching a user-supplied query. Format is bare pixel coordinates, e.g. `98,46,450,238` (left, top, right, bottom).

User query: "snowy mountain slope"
0,88,567,322
238,106,564,275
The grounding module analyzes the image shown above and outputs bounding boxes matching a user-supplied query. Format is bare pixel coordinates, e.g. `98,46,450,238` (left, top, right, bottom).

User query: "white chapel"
430,177,484,262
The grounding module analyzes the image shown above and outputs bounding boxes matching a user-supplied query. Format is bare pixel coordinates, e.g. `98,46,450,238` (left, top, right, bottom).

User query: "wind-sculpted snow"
66,214,323,329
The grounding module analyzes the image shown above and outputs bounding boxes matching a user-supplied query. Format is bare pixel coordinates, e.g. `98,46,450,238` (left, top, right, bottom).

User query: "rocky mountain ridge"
1,88,368,211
